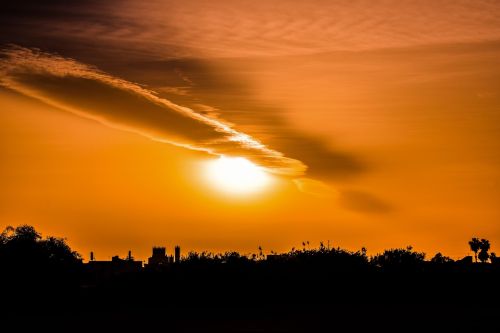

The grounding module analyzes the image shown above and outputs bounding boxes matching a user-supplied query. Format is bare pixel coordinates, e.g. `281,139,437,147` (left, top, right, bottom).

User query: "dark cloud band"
0,46,306,176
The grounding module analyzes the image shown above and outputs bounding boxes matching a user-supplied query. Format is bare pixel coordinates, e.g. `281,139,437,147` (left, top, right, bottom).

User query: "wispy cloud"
3,1,500,59
339,190,392,214
0,46,306,176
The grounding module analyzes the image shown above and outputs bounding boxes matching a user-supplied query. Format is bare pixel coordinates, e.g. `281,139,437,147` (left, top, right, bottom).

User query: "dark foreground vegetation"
1,225,499,332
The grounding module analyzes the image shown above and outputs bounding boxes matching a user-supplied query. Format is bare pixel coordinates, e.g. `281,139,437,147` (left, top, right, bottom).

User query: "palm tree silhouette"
480,239,490,252
469,238,481,262
478,239,491,263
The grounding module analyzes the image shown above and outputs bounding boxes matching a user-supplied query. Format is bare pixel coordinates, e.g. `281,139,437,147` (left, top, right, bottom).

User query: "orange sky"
1,1,499,261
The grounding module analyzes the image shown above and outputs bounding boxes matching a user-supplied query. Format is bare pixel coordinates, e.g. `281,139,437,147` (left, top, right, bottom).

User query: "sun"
205,156,271,195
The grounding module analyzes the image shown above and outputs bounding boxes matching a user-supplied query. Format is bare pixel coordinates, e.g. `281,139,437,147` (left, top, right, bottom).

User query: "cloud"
0,46,375,208
156,86,191,96
0,46,306,176
293,178,338,198
291,179,391,214
339,190,391,214
3,1,500,59
138,58,366,181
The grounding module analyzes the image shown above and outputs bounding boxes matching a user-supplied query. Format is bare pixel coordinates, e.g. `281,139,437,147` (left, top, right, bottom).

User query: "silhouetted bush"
370,246,425,272
430,252,454,264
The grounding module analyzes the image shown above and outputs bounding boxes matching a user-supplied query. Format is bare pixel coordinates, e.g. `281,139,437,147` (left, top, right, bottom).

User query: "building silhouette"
175,245,181,263
147,246,172,268
85,251,142,281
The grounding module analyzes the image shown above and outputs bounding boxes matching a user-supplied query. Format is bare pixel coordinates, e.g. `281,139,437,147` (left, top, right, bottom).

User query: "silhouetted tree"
478,239,491,263
41,236,81,263
0,225,14,243
13,224,41,242
431,252,454,264
0,224,81,270
469,238,481,262
490,252,498,264
480,239,490,251
0,225,82,302
478,250,489,263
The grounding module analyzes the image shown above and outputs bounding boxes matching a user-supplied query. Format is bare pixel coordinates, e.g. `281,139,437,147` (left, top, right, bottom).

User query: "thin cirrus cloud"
122,0,500,57
0,46,306,177
3,0,500,59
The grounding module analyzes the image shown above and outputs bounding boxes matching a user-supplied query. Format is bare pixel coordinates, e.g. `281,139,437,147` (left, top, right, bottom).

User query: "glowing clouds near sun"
0,46,307,179
205,156,271,195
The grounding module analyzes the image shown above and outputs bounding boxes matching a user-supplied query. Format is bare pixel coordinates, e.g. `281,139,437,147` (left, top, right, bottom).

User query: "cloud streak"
0,46,306,176
3,0,500,60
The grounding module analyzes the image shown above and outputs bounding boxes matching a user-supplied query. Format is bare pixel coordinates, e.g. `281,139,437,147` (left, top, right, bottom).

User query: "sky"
1,0,500,261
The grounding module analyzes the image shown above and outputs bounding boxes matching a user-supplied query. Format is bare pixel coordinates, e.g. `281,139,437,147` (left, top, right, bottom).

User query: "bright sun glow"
205,156,271,195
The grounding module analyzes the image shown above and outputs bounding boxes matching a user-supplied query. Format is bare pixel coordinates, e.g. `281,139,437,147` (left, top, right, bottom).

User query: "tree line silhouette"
1,224,500,313
1,224,498,275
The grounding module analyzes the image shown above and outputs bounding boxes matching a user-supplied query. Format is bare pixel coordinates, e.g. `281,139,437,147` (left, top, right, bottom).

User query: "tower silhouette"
175,246,181,263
